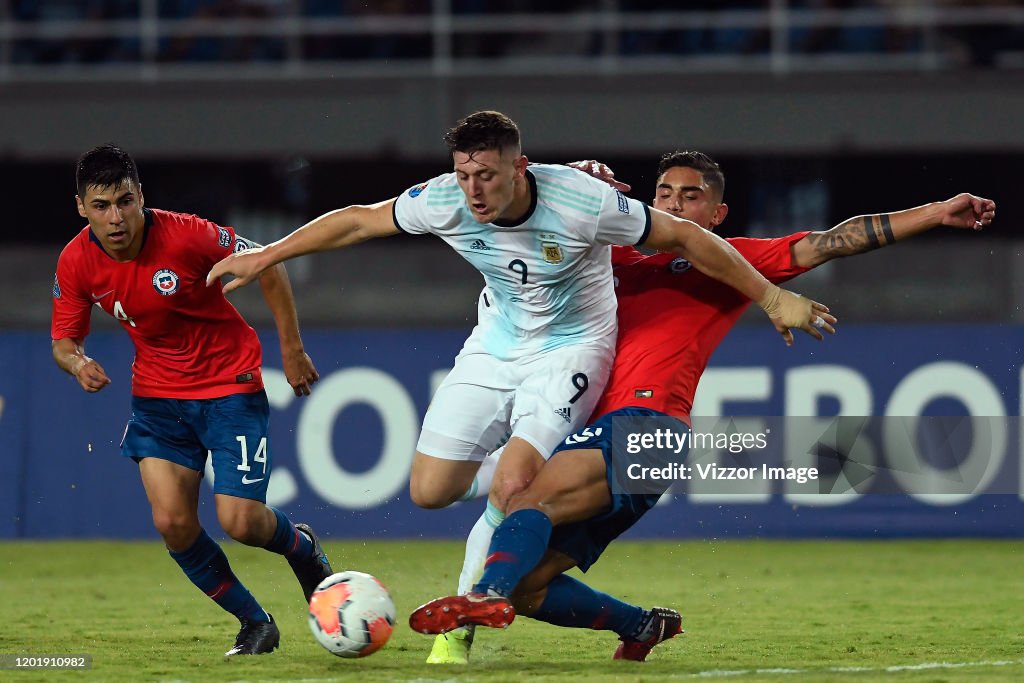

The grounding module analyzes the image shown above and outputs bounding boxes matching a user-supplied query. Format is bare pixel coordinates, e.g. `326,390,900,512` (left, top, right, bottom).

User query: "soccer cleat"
425,626,474,664
409,593,515,635
613,607,683,662
288,523,334,604
224,614,280,656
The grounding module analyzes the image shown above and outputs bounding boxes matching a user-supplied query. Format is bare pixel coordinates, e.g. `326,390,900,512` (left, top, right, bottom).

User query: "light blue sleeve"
392,174,463,236
592,182,652,247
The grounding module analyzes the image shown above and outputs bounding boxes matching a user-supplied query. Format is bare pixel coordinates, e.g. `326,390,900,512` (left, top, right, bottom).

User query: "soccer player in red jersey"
50,144,334,657
208,111,828,540
412,151,996,662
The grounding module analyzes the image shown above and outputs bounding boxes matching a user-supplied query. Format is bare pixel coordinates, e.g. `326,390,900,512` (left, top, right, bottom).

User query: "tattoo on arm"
806,214,896,259
865,215,882,249
880,213,895,243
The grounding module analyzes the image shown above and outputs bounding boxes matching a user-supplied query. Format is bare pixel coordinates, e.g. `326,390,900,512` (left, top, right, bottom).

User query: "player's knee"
408,478,459,510
506,482,570,517
217,508,263,545
151,510,198,548
490,475,534,513
505,488,541,514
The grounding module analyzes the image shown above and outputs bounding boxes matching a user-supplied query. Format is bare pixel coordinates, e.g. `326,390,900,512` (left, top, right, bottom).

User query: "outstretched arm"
207,199,401,294
643,209,835,346
792,193,996,269
52,337,111,393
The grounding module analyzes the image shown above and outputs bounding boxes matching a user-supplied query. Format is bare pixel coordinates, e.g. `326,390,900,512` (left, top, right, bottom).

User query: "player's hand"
72,356,112,393
282,348,319,397
566,160,632,192
939,193,996,231
207,247,269,294
758,285,837,346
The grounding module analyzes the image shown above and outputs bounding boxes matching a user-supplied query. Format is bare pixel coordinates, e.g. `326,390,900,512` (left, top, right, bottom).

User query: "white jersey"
392,164,651,360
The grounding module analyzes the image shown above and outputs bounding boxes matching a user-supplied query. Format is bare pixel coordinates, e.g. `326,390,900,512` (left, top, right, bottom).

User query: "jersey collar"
89,208,153,259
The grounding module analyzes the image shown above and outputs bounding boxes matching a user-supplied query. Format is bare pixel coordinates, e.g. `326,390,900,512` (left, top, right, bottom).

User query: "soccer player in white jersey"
207,111,827,534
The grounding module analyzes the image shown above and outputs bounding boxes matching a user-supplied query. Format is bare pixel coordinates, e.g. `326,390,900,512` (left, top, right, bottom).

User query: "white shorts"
416,340,614,462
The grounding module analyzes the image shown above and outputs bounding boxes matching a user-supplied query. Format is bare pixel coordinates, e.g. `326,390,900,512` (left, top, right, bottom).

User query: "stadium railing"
1,1,1024,82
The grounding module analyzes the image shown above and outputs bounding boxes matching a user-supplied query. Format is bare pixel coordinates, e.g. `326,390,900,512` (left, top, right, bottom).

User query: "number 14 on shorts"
236,435,267,481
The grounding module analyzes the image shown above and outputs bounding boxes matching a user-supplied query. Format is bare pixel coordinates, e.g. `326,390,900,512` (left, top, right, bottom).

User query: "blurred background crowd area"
2,1,1021,329
3,0,1023,68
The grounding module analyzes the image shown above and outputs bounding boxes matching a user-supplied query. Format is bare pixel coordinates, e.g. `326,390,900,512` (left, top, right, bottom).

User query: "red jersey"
51,208,263,399
591,233,812,419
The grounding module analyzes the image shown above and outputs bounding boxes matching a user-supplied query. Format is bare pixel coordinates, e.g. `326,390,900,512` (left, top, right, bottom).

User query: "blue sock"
473,508,552,597
532,574,645,637
262,507,314,559
169,528,268,622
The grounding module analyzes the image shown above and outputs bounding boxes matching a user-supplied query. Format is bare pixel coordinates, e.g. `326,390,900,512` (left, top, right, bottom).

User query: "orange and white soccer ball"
308,571,396,658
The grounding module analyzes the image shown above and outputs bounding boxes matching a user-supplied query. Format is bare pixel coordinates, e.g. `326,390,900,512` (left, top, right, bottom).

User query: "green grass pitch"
1,539,1022,682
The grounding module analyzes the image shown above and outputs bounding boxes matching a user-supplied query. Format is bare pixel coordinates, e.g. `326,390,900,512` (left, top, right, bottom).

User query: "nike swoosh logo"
90,290,114,301
241,475,265,485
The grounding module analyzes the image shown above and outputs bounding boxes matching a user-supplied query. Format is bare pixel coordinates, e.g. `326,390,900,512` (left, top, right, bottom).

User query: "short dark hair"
657,150,725,201
444,111,521,157
76,144,139,197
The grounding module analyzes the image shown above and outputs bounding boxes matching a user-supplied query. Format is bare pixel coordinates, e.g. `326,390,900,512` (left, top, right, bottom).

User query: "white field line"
676,658,1024,678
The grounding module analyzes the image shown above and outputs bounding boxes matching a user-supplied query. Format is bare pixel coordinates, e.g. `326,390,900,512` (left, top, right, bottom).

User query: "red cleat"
409,593,515,635
613,607,683,661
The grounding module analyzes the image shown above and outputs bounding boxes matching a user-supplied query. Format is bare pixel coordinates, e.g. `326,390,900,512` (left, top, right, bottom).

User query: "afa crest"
542,242,564,264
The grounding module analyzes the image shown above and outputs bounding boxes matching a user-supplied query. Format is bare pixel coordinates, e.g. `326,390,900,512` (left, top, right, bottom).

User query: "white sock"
458,501,505,595
457,447,502,502
444,502,504,642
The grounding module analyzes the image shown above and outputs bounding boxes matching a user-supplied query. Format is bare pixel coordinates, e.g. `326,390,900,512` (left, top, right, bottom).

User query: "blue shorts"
121,391,272,502
547,407,689,572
